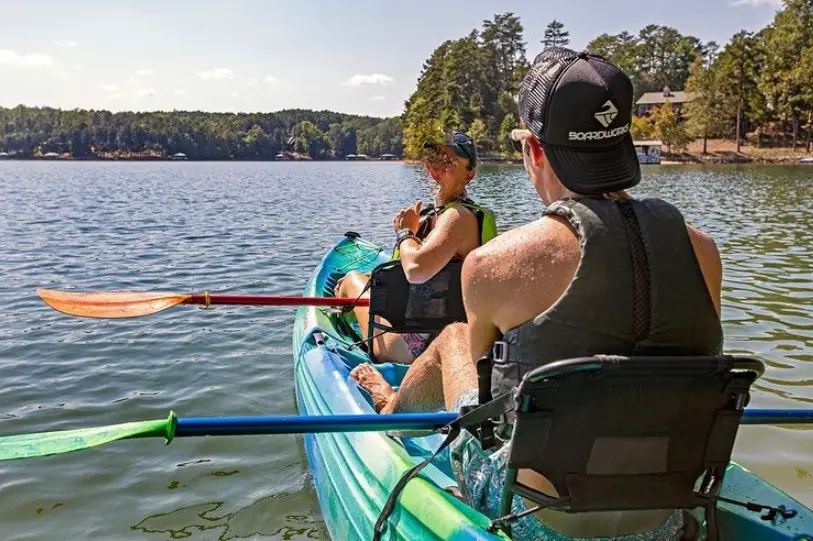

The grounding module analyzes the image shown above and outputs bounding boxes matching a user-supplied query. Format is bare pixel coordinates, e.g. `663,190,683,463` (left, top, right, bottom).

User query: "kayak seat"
484,354,764,541
367,260,467,362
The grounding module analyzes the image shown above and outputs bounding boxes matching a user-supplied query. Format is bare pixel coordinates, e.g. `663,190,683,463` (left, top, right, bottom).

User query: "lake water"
0,161,810,540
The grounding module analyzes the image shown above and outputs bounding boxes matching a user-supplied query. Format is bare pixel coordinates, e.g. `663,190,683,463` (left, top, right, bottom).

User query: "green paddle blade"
0,412,176,461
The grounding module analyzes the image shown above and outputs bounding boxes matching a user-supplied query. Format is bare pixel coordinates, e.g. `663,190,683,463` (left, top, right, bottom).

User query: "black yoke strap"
372,393,513,540
617,199,651,343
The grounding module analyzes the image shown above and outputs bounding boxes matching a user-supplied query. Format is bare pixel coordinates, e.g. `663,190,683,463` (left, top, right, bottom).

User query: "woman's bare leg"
335,270,414,364
350,323,477,413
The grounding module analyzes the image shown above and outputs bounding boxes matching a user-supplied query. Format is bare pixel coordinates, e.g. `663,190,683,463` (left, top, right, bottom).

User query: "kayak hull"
293,234,813,540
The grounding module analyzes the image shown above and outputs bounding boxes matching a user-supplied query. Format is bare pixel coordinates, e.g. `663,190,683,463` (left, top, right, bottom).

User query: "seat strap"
372,393,514,540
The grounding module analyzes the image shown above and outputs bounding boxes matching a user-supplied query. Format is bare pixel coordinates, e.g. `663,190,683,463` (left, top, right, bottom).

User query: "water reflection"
132,491,327,540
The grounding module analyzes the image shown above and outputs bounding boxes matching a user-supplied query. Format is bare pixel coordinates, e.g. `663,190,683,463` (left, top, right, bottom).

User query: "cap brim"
542,135,641,195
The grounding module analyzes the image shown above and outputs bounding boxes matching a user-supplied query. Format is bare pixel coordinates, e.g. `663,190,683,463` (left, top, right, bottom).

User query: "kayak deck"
293,234,813,541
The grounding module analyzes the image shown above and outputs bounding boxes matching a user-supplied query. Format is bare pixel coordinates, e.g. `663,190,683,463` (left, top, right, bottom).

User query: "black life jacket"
486,197,723,420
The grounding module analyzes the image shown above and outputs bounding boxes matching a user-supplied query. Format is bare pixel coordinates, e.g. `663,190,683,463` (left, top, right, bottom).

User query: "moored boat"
293,233,813,540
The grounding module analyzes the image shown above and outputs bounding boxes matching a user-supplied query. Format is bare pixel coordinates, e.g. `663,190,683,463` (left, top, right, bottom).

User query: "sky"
0,0,782,118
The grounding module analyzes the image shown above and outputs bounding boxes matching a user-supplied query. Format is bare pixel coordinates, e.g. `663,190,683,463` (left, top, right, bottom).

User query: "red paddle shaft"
184,294,370,308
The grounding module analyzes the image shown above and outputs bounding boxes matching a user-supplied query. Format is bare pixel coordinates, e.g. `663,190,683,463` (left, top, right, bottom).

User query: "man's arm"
399,207,477,284
686,225,723,317
461,249,502,360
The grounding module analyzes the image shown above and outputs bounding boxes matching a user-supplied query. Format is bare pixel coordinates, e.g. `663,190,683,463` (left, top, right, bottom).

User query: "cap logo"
594,100,618,128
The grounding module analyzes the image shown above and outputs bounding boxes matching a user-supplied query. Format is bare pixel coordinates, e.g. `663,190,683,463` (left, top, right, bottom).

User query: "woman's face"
424,147,473,194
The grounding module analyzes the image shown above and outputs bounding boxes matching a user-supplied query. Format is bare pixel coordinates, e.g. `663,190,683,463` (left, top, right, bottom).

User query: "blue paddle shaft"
176,412,460,436
175,409,811,437
740,409,813,425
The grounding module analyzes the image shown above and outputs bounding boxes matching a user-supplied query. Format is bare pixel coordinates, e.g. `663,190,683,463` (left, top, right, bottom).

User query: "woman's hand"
392,201,422,234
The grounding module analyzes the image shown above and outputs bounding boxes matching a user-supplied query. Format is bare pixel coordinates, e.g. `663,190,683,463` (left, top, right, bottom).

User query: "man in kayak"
336,132,496,364
352,47,723,539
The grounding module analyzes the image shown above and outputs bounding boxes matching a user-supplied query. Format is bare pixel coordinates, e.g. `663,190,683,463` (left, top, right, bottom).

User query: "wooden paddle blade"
36,289,191,319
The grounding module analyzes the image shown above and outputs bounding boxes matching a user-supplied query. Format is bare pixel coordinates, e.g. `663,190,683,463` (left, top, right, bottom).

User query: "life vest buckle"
492,340,508,363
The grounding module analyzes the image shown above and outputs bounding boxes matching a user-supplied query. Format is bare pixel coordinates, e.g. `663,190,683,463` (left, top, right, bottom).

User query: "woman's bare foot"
350,363,395,412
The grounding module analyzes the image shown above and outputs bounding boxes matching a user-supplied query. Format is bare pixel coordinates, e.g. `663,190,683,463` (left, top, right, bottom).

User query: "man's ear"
528,137,546,168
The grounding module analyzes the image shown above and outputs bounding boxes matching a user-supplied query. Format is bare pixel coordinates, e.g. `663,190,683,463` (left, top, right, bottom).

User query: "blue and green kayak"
292,234,813,540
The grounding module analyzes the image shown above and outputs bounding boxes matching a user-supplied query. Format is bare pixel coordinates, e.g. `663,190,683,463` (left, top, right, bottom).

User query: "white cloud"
55,40,78,48
136,87,156,97
247,77,259,86
195,67,234,80
341,73,393,86
173,88,186,96
134,68,155,76
99,83,119,92
368,95,386,101
730,0,781,5
129,75,138,83
230,92,240,98
0,49,54,68
109,93,126,100
264,75,278,83
71,63,84,71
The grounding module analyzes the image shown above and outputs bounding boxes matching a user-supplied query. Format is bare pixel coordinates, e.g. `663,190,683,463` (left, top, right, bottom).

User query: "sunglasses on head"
452,132,473,146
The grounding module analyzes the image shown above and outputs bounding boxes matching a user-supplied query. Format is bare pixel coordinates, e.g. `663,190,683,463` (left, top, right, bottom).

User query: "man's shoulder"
463,215,576,279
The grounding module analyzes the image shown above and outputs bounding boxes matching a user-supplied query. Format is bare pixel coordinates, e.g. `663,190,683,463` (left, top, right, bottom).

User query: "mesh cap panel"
518,47,580,141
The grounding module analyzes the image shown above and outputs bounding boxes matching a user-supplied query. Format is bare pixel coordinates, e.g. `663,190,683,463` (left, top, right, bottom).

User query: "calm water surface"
0,161,810,540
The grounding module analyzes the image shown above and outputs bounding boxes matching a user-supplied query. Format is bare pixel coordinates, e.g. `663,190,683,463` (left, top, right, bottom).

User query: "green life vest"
392,197,496,259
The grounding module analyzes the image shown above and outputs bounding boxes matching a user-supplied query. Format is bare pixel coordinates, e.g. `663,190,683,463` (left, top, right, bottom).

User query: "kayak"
293,233,813,540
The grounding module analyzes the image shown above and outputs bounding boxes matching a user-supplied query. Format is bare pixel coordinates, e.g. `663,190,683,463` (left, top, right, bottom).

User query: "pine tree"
542,20,570,48
685,57,726,153
715,31,761,151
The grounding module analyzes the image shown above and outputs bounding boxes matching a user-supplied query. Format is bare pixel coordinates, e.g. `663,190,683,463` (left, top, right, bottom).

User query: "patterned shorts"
401,332,435,358
448,389,685,541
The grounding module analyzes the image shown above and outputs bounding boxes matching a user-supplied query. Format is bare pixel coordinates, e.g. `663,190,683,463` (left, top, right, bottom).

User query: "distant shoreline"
0,156,406,163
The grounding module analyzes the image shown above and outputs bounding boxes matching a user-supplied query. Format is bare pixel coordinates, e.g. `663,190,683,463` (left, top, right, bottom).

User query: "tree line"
402,14,719,158
4,3,812,160
604,0,813,152
0,106,403,160
406,2,813,156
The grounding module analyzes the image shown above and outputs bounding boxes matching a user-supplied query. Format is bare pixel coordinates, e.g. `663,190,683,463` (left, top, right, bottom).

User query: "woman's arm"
398,207,478,283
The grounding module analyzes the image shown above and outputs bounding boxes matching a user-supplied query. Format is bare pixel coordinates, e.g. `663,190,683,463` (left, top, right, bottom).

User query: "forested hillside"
0,107,402,159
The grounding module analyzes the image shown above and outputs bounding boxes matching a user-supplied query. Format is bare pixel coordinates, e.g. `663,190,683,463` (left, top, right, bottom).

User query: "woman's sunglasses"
510,129,533,153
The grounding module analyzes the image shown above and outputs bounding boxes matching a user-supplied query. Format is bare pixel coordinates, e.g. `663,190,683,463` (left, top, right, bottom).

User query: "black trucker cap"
518,46,640,194
423,132,477,168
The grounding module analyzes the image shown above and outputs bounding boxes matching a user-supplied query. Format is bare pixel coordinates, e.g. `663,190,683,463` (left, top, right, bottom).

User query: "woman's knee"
344,270,366,281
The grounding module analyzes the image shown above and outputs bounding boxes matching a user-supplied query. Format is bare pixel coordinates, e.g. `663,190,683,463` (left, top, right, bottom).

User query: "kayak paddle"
36,288,369,319
1,409,811,462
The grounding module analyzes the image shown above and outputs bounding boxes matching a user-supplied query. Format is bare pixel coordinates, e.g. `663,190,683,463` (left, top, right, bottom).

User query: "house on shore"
170,152,188,160
635,87,695,117
379,154,397,161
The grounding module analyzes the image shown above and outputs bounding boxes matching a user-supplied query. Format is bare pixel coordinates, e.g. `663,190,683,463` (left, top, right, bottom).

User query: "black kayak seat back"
497,354,765,519
367,259,466,336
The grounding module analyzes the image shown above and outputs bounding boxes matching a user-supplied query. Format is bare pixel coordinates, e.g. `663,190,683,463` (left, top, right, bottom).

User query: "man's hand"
392,200,422,234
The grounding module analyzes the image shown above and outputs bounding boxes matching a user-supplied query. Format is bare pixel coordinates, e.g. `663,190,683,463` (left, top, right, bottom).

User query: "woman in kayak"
335,132,496,365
